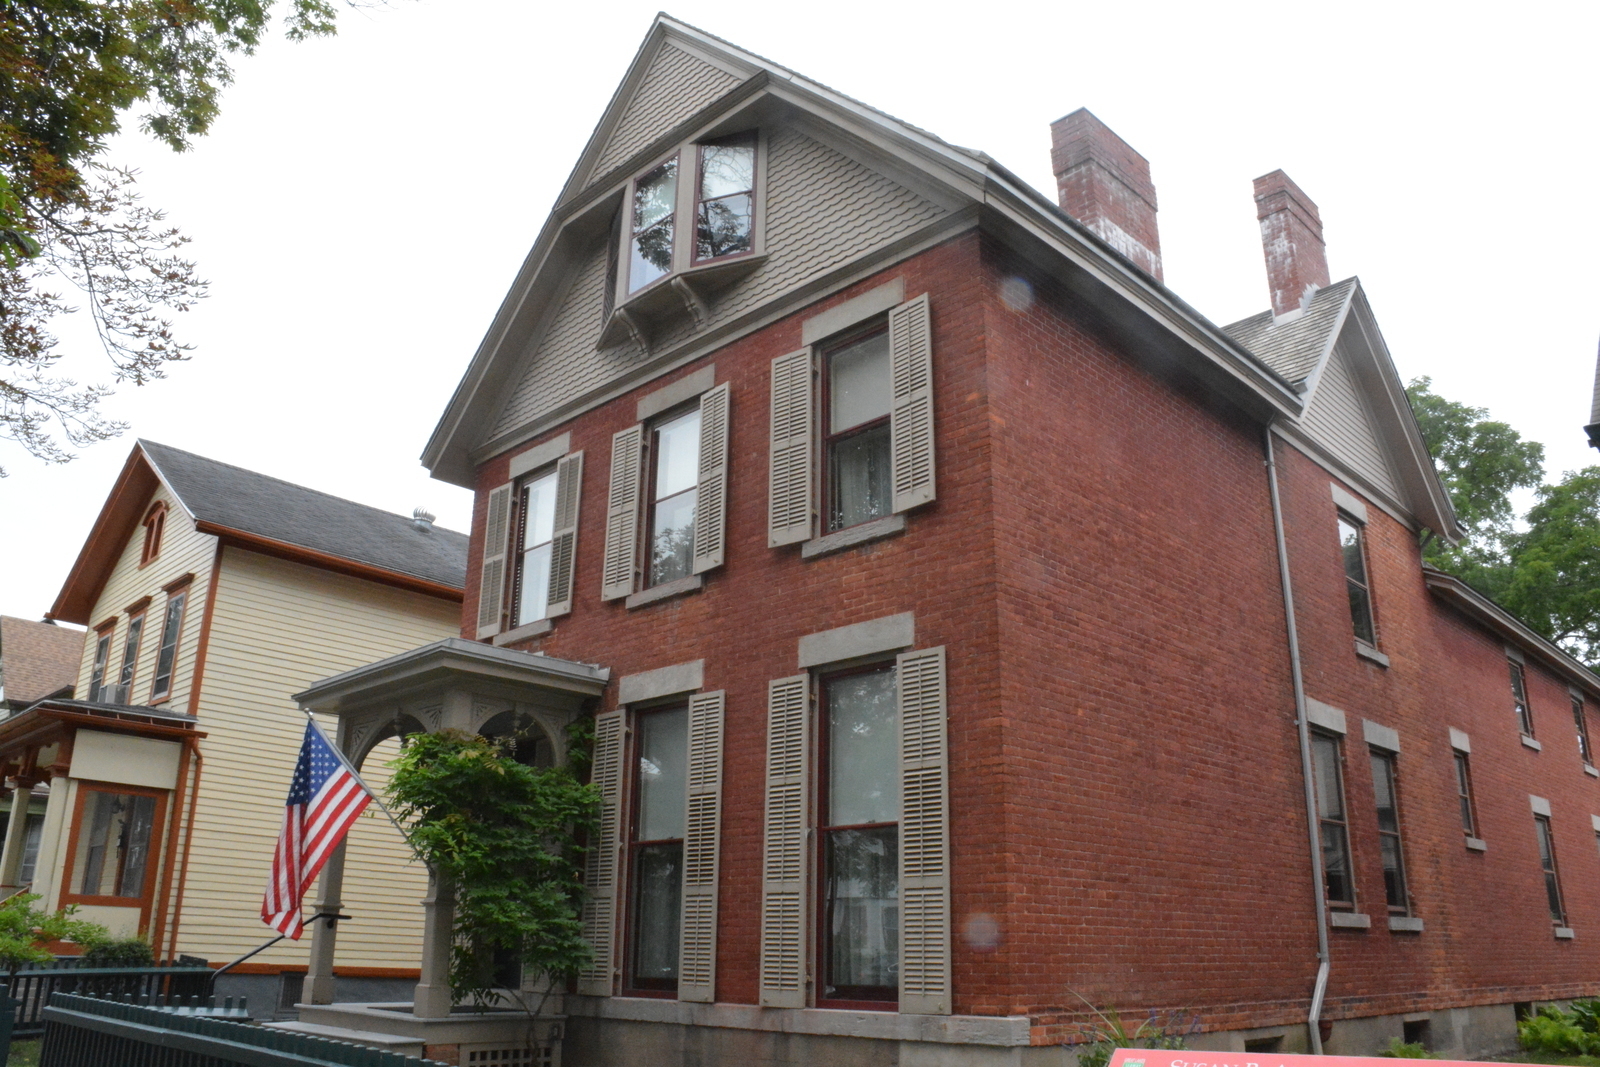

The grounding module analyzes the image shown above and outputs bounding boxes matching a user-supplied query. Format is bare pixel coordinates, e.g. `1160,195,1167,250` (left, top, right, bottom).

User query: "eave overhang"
198,524,463,603
294,637,610,715
0,699,204,765
1423,568,1599,699
48,445,164,625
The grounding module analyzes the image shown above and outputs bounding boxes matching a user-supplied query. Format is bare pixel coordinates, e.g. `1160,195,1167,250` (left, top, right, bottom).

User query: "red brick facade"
458,228,1598,1045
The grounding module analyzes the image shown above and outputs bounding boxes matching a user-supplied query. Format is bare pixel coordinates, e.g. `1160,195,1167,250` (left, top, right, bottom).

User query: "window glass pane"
1455,754,1475,834
630,221,673,292
18,815,41,885
522,471,559,550
1379,834,1406,908
829,423,891,532
649,488,696,587
516,542,553,627
654,409,701,500
73,792,156,898
636,707,687,842
1321,823,1353,903
1347,583,1376,646
1338,518,1367,584
825,826,898,996
699,141,753,199
117,616,143,687
633,159,677,230
152,592,186,696
631,841,682,981
829,332,892,433
1310,734,1344,821
696,194,753,260
827,668,899,827
1370,752,1399,833
89,635,111,701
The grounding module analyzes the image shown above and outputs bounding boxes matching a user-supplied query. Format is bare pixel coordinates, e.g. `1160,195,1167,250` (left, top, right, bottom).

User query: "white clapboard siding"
476,482,514,638
180,548,457,968
889,294,936,513
1300,346,1402,500
896,646,951,1015
767,350,814,546
759,675,809,1008
547,452,584,617
692,384,731,575
579,710,625,995
678,690,725,1003
600,427,644,600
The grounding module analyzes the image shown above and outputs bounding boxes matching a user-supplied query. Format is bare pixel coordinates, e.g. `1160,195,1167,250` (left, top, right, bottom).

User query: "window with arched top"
139,503,167,567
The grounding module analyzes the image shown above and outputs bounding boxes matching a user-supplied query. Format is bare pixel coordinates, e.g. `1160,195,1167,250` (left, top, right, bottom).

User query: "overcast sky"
4,0,1596,622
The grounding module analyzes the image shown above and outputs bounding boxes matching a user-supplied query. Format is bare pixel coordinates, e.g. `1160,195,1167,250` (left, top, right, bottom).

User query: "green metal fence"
5,960,213,1037
38,993,448,1067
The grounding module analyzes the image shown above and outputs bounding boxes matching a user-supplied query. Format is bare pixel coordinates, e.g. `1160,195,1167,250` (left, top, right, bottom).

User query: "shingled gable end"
287,14,1597,1065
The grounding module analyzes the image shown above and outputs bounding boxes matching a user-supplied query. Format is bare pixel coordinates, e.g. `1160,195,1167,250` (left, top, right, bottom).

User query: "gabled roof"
1223,280,1459,541
51,442,469,624
0,617,83,705
423,14,1305,487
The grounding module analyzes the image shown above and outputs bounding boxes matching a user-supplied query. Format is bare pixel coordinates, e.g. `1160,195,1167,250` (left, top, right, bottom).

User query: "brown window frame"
622,701,688,997
1453,751,1478,839
148,583,191,703
1573,693,1593,766
87,624,115,703
138,502,168,568
58,780,169,934
690,132,758,267
820,321,893,536
1369,748,1410,915
816,660,899,1010
113,610,146,699
1534,813,1567,926
1509,658,1534,737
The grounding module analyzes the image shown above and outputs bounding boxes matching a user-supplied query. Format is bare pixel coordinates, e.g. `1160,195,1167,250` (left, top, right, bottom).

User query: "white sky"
4,0,1596,622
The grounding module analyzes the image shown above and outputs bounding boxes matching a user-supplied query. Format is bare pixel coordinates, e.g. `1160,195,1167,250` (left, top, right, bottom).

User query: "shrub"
81,938,154,968
1378,1038,1436,1058
1070,1000,1198,1067
1521,1006,1600,1056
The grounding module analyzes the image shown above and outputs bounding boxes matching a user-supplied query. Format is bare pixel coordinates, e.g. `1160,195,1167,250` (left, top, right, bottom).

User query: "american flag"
261,719,373,939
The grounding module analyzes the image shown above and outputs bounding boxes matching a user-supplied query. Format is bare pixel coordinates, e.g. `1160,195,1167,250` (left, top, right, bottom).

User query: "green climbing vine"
387,728,599,1009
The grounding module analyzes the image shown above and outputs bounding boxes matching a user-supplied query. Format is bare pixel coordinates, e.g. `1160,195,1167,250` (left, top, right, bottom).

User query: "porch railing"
39,992,449,1066
4,961,213,1037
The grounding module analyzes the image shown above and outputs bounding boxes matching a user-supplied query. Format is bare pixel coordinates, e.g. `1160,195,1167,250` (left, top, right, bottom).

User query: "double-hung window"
820,664,900,1004
511,467,560,629
87,627,113,702
647,406,701,587
1572,693,1593,766
1369,749,1409,914
627,705,687,993
1509,656,1534,737
113,612,145,702
1454,751,1478,839
768,293,937,548
476,446,584,641
1534,814,1566,926
149,588,187,702
1310,730,1355,906
628,158,678,295
693,134,756,263
1337,513,1377,647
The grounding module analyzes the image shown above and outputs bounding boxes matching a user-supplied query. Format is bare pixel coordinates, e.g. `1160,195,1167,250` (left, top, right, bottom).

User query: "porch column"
0,777,37,893
412,869,454,1018
301,840,347,1005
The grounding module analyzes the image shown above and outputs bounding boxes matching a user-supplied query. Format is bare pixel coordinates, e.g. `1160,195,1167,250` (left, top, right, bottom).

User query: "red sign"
1108,1050,1522,1067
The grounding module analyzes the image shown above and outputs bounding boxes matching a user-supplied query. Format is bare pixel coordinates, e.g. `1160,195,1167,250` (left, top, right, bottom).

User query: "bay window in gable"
601,131,765,348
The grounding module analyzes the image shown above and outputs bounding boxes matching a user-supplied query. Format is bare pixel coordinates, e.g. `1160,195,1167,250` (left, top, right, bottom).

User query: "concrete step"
264,1020,426,1057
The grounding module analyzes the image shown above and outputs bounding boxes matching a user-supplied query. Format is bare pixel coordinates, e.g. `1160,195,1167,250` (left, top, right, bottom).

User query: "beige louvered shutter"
759,675,810,1007
889,295,936,513
578,710,624,996
600,426,644,600
679,689,725,1003
768,349,814,547
545,451,584,617
692,383,731,575
475,482,514,639
897,646,950,1015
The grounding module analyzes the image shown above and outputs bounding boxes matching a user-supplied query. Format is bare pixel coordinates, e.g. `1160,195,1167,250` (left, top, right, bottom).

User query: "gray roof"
1220,276,1358,386
140,440,468,590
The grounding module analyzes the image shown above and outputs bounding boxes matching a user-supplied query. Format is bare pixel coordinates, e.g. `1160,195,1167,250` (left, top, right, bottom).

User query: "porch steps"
264,1019,426,1057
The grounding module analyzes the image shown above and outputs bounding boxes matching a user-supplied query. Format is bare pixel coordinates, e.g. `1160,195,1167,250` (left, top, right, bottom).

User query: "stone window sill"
491,619,553,646
1354,641,1390,668
625,574,703,610
1465,837,1488,852
1521,734,1543,752
1585,764,1599,778
1328,911,1371,929
1388,916,1424,933
1556,926,1576,940
801,514,906,560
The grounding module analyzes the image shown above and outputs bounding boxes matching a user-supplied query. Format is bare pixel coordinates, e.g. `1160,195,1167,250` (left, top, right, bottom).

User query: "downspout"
1264,423,1330,1055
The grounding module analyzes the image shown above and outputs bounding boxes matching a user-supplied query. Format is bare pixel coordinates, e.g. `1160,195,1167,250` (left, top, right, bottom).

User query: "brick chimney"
1254,170,1330,317
1050,108,1162,281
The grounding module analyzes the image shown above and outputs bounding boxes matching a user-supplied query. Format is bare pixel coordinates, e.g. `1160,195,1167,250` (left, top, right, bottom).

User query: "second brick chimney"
1050,109,1163,281
1254,170,1330,317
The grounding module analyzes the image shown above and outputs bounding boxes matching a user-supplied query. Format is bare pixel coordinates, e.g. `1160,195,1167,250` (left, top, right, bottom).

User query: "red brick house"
290,16,1600,1064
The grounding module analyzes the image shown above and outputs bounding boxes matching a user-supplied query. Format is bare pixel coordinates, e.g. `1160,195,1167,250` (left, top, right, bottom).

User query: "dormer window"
605,130,765,347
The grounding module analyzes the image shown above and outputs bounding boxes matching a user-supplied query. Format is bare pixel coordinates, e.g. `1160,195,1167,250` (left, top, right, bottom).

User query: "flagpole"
300,710,418,852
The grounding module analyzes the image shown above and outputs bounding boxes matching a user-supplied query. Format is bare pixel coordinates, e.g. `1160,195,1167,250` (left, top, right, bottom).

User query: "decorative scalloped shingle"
490,127,948,440
593,46,742,177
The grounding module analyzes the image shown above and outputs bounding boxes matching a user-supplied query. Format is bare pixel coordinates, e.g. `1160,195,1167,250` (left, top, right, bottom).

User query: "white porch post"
412,869,455,1018
0,778,34,893
301,839,347,1005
